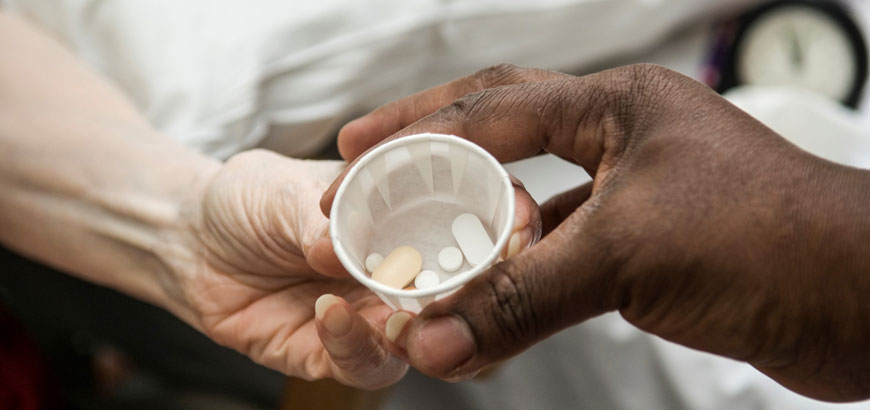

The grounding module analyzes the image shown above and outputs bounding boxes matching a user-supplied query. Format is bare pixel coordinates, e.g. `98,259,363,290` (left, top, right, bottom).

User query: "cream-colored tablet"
371,246,422,289
365,253,384,272
438,247,463,272
414,270,441,290
451,213,495,266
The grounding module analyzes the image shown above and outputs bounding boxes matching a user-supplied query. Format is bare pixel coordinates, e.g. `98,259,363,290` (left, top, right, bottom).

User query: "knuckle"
577,64,686,158
625,64,686,109
442,90,485,117
472,63,526,88
436,88,498,128
480,263,540,346
432,92,480,135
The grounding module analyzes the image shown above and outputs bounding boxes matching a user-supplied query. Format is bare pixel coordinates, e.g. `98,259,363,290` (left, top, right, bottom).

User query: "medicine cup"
329,133,515,313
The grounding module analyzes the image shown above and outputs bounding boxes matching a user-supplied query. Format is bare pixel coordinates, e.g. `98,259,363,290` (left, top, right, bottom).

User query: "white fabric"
3,0,754,158
727,85,870,169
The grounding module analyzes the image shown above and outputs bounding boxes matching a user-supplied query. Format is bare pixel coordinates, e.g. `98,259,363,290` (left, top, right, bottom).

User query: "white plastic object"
364,253,384,272
330,133,515,313
414,270,441,290
438,246,463,272
451,213,495,266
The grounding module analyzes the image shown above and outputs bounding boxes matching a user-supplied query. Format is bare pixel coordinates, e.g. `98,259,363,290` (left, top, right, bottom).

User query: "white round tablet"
365,253,384,272
438,246,463,272
414,270,441,289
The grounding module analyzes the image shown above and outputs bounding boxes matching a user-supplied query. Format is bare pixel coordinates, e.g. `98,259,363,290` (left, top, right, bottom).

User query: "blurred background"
1,0,869,409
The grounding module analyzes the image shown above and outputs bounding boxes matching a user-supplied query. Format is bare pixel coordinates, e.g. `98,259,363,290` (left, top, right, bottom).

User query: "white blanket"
3,0,754,158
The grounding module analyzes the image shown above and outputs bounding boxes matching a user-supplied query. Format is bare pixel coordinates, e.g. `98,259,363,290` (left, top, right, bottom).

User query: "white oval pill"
414,270,441,290
451,213,495,266
371,246,422,289
365,253,384,272
438,246,463,272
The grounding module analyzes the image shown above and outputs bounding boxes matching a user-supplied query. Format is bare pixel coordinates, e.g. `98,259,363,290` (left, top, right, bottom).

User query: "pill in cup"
329,133,515,313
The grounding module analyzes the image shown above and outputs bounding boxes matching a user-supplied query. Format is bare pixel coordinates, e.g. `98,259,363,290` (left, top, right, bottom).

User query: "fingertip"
314,294,342,320
337,117,377,161
316,295,353,337
505,180,541,260
505,225,537,259
510,177,540,231
317,301,410,389
336,119,361,160
385,311,414,345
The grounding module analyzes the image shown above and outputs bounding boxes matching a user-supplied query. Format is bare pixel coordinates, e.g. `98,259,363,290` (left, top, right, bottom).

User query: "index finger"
321,68,620,217
337,64,571,161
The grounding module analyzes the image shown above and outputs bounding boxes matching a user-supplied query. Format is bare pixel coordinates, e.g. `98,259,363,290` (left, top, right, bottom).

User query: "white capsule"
365,253,384,273
438,246,463,272
451,213,494,266
414,270,441,289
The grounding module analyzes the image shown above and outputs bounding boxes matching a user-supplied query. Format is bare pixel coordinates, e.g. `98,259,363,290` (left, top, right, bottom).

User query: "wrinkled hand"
173,150,405,389
323,64,870,401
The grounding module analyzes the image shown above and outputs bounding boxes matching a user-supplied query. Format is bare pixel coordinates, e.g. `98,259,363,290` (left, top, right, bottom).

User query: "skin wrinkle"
269,188,311,262
248,190,296,270
202,189,268,275
254,187,317,274
482,261,534,349
535,81,565,150
473,63,524,90
481,86,530,126
210,283,316,359
249,302,304,366
200,163,312,282
237,183,291,272
562,80,617,180
329,333,390,379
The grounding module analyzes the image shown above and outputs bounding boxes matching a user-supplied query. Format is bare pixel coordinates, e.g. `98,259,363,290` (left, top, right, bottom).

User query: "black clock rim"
717,0,869,108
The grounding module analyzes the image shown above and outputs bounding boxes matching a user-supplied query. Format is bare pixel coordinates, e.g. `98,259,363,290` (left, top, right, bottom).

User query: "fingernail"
520,225,536,248
506,226,535,259
315,294,352,337
506,231,522,259
415,316,476,372
385,311,413,345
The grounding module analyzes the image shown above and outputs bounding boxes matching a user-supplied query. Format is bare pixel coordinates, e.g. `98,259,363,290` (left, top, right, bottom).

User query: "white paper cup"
330,133,515,313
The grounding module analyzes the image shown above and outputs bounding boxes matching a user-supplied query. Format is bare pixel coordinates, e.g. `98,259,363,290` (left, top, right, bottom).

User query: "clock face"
736,4,859,103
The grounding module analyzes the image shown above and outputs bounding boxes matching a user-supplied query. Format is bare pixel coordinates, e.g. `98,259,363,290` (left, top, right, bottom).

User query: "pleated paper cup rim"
329,133,515,299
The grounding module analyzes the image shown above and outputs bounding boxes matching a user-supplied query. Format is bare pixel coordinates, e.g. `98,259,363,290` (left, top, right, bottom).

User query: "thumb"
390,203,622,380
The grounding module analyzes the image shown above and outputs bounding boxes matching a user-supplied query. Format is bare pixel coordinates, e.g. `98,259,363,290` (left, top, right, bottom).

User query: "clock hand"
788,25,804,70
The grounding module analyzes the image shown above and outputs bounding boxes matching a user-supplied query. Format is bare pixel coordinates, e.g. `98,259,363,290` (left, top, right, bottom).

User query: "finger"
503,176,542,260
307,236,348,278
320,66,645,216
387,203,621,379
540,181,594,237
314,294,408,389
337,64,571,161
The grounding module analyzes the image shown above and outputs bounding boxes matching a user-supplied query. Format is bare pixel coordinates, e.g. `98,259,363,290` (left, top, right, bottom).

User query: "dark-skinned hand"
321,64,870,402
